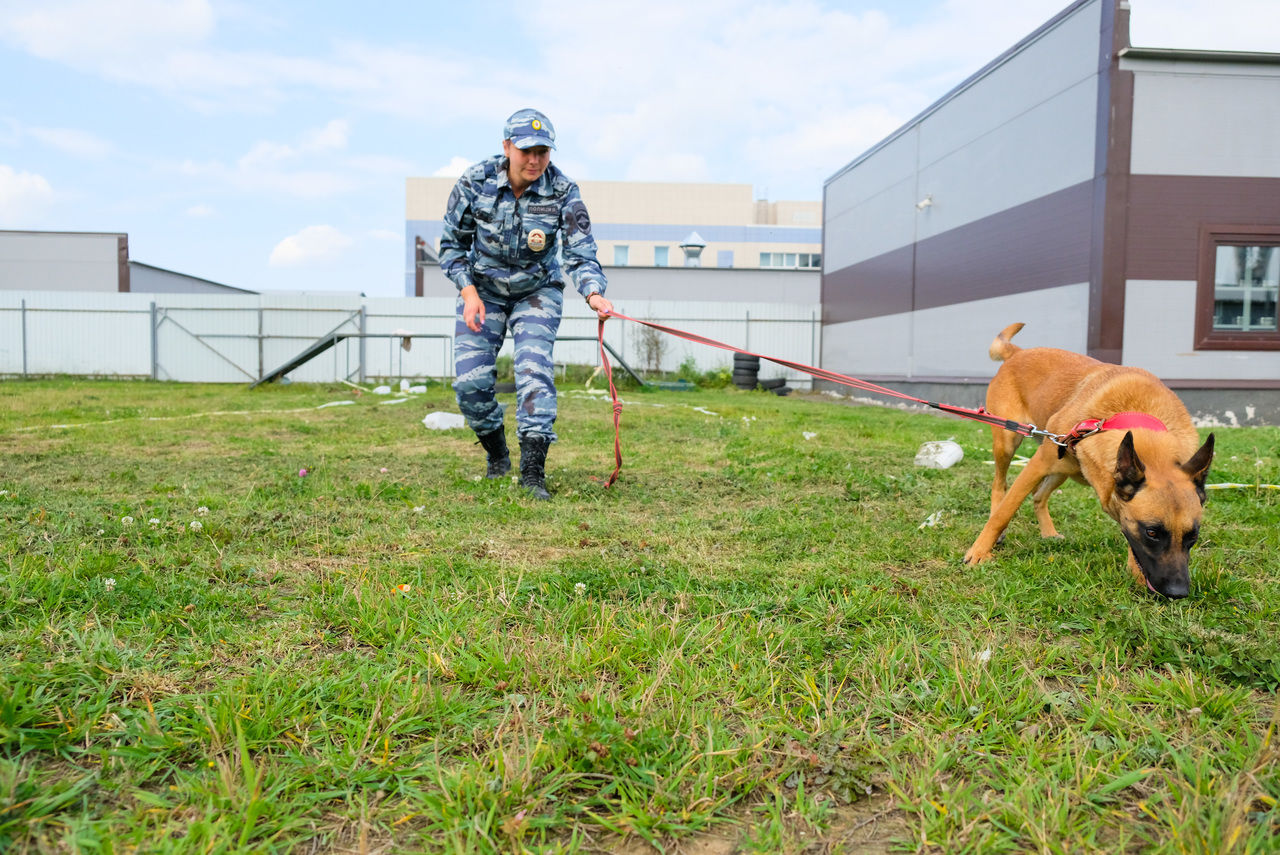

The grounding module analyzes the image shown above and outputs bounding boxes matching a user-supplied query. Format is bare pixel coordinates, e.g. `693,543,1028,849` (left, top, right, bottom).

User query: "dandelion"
104,577,116,592
574,582,586,596
196,506,209,517
189,520,203,532
121,516,134,526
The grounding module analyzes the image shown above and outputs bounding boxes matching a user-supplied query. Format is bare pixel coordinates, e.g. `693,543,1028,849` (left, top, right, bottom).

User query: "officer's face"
503,140,551,190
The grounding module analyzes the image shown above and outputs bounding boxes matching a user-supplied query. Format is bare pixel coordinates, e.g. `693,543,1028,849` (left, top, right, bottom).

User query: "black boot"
518,435,551,500
476,427,510,479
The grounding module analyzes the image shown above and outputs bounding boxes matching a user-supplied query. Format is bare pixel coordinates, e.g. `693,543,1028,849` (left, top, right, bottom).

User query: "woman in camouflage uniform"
439,108,614,500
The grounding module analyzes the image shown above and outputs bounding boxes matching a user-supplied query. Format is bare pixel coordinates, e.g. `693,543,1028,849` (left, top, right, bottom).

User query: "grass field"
2,377,1278,854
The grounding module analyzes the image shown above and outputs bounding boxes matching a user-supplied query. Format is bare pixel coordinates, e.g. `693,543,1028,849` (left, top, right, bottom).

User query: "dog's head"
1110,431,1215,599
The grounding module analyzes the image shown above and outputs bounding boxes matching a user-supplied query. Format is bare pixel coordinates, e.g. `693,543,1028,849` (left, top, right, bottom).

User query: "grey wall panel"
824,181,1095,325
1123,280,1280,380
1129,66,1280,178
911,284,1089,376
824,131,919,219
0,232,121,292
822,283,1089,379
823,132,919,273
916,79,1099,239
821,313,913,379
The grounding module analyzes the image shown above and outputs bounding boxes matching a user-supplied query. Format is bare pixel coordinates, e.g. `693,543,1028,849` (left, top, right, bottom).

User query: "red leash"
593,313,1161,486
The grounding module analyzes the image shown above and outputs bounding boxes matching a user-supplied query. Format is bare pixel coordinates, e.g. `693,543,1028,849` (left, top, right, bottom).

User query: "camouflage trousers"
454,285,563,441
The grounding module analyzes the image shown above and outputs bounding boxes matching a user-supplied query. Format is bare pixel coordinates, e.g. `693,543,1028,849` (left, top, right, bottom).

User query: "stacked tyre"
733,353,760,389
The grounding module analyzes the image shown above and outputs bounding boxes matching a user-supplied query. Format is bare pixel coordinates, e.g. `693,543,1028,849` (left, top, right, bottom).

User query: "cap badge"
531,119,542,130
528,229,547,251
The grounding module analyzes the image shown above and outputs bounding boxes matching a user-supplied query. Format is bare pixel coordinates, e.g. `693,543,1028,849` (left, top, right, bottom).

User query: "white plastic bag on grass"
422,411,467,430
915,440,964,469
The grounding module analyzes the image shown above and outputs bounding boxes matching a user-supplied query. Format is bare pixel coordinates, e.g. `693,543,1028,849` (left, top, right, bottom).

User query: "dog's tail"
988,322,1025,362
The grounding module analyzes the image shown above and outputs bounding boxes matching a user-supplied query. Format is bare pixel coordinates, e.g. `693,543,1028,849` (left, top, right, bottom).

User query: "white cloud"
432,157,473,178
0,0,215,73
25,126,112,159
178,120,366,199
0,164,55,225
268,225,353,267
300,119,350,153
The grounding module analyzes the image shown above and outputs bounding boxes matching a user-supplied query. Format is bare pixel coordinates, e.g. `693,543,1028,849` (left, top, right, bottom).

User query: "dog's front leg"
963,448,1061,565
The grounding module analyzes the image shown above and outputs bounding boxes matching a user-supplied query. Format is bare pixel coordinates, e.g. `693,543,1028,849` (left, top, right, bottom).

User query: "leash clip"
1026,424,1068,447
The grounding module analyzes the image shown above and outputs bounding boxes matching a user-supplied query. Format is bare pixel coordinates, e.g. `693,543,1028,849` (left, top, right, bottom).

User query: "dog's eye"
1184,529,1199,547
1143,525,1165,542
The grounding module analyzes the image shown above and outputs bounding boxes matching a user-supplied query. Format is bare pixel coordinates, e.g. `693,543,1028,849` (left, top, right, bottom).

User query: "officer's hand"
462,289,486,332
588,294,614,320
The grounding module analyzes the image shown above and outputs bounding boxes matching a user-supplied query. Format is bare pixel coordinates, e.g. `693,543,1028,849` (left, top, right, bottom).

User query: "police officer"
439,108,613,500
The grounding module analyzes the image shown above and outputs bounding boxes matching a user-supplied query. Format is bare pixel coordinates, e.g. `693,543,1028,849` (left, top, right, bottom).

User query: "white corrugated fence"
0,291,822,388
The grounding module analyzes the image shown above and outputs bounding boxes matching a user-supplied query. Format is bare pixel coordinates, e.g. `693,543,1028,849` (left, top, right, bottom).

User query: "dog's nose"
1160,579,1190,599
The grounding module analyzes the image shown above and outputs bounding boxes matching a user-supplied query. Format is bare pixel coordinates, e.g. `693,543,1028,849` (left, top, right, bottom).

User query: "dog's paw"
962,546,992,565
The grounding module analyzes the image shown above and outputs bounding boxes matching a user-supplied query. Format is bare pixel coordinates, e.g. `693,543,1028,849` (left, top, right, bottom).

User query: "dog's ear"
1182,433,1215,504
1113,431,1146,502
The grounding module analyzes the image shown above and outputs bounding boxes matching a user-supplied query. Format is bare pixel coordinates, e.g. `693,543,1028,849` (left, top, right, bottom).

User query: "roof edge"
1119,46,1280,65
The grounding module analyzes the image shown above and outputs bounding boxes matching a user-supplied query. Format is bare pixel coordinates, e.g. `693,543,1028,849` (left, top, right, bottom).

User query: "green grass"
1,377,1278,854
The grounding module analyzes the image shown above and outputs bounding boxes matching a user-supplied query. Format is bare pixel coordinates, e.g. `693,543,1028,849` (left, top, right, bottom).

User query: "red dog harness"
1061,411,1168,454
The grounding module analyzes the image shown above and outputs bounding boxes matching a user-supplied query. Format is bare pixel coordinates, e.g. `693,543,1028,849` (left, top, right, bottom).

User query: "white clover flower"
196,506,209,517
189,520,203,532
121,516,134,526
975,648,992,664
149,518,161,527
412,506,425,513
574,582,586,596
97,529,105,536
0,489,9,496
104,578,116,592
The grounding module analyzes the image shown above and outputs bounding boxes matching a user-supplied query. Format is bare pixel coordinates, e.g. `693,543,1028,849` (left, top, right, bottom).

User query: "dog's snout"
1158,578,1190,599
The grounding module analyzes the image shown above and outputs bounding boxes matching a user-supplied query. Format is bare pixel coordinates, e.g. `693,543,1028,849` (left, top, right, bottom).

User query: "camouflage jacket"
438,156,607,302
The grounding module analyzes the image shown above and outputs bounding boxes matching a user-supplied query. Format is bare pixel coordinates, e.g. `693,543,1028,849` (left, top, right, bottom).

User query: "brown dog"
962,323,1215,599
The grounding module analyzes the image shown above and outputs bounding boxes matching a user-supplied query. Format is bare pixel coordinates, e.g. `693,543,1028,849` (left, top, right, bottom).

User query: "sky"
2,0,1277,297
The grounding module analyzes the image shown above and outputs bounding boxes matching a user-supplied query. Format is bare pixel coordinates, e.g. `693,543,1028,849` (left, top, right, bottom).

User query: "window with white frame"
759,252,821,269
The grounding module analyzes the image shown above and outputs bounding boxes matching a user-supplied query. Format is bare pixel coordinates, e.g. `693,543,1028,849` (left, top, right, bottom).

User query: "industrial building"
405,178,822,303
0,230,255,295
821,0,1280,423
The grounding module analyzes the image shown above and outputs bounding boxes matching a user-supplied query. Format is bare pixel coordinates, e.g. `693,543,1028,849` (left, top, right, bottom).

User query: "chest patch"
527,204,559,215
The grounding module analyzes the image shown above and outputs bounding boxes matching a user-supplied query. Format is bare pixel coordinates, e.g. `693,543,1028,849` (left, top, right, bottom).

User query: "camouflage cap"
504,108,556,150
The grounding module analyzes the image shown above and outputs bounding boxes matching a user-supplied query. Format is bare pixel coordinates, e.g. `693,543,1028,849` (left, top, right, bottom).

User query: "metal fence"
0,291,822,388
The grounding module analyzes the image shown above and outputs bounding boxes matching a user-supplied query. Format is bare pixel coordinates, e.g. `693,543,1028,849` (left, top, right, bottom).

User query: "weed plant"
1,378,1277,853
